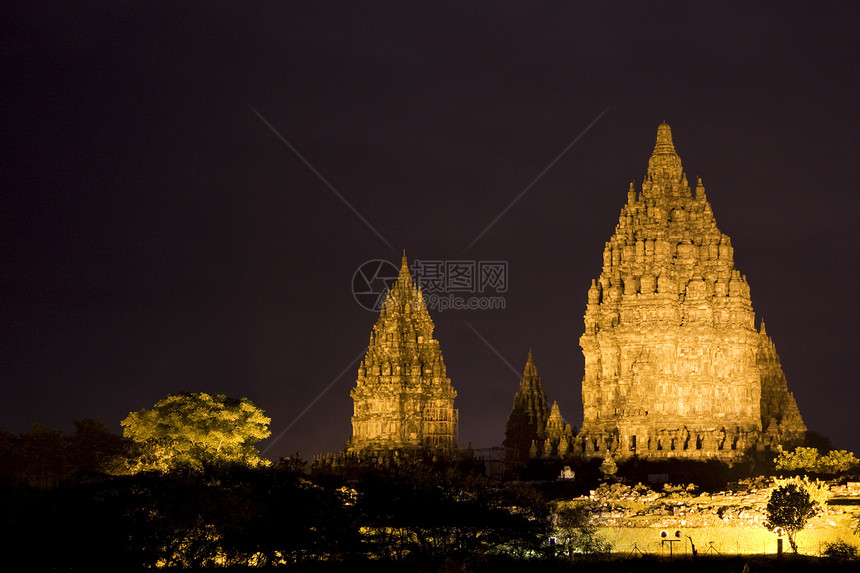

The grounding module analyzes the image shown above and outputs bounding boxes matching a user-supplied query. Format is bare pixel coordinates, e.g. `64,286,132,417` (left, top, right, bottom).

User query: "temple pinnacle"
397,250,411,287
524,349,537,377
647,122,683,182
653,122,676,155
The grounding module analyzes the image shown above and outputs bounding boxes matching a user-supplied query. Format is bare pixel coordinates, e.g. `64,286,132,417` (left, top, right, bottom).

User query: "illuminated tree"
775,446,820,472
121,392,271,472
818,450,860,474
764,481,818,553
775,446,859,474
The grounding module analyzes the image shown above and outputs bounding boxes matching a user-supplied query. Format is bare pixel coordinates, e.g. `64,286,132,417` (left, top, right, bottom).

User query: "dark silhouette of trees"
0,419,127,487
554,503,610,559
803,430,833,454
2,423,610,569
68,418,128,478
0,459,364,569
356,459,550,567
21,423,67,488
218,461,362,566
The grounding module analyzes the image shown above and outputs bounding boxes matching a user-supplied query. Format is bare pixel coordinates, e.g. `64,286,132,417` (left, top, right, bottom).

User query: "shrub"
821,540,858,560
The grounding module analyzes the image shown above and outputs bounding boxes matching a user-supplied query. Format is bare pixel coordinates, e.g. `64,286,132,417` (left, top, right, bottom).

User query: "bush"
821,540,858,560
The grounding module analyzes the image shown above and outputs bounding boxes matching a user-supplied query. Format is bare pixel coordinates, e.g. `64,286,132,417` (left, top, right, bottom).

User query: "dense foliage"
821,540,858,560
553,503,611,559
775,446,859,475
0,419,126,487
0,456,575,570
358,460,551,565
6,415,851,569
120,392,271,472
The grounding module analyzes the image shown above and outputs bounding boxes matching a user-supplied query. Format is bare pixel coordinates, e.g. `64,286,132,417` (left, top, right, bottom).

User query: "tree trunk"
788,532,798,553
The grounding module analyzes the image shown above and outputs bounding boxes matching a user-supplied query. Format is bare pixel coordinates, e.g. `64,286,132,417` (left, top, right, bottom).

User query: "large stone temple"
577,123,806,461
346,254,458,454
504,351,576,461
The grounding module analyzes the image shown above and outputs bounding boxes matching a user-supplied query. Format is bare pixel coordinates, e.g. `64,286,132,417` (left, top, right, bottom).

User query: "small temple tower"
577,123,806,461
504,351,575,461
347,254,458,454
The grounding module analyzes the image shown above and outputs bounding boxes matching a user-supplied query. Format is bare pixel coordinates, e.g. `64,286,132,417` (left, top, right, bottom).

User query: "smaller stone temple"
504,351,576,461
346,254,458,454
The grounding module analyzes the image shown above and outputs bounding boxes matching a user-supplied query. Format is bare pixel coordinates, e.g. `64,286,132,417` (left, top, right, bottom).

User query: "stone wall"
575,480,852,530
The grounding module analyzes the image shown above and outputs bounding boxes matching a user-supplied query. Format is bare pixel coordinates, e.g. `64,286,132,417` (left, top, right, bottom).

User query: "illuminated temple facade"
347,255,458,454
577,123,806,461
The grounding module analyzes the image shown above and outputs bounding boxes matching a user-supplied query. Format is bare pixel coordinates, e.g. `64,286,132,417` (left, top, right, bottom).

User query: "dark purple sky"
4,2,859,460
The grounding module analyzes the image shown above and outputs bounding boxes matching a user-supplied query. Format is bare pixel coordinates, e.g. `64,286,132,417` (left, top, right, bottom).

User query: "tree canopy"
121,392,271,472
775,446,859,474
554,502,611,559
0,419,126,487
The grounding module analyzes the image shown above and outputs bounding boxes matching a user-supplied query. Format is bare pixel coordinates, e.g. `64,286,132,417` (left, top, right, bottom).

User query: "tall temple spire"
504,350,549,461
348,252,457,454
504,350,576,462
578,123,805,462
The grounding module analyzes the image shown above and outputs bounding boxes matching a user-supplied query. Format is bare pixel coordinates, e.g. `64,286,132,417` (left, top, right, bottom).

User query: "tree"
764,481,818,553
775,446,821,472
818,450,860,474
21,423,67,488
120,392,271,472
356,459,550,565
821,540,858,560
775,446,859,474
223,463,362,566
803,430,832,454
554,503,611,560
68,418,128,479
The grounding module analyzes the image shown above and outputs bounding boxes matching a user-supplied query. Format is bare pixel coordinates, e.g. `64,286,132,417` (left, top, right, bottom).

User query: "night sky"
4,2,860,461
